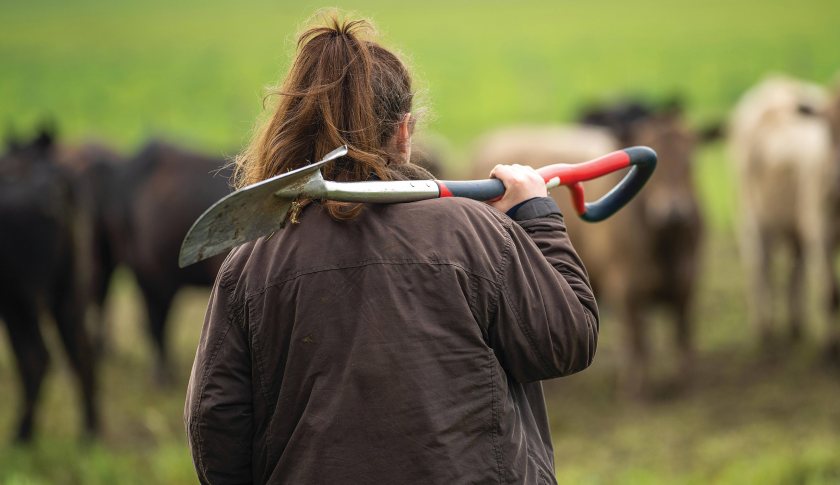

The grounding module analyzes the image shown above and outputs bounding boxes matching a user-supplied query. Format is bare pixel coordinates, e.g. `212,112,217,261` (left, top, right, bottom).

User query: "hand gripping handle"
436,146,657,221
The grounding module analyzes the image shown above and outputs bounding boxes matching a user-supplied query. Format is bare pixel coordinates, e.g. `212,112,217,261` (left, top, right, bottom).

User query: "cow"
728,76,839,357
0,128,99,441
470,104,705,397
110,141,231,384
54,142,124,353
828,85,840,359
579,99,654,142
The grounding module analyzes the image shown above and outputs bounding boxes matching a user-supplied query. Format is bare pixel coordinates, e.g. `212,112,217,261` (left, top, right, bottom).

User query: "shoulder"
385,197,517,245
397,197,514,230
377,197,519,270
214,197,520,294
213,240,259,300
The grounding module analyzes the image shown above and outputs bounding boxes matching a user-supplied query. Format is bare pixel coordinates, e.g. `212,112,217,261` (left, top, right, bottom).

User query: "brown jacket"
185,196,598,484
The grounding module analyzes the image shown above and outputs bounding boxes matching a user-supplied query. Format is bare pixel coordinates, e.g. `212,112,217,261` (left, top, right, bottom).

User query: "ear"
660,94,685,117
579,103,607,126
396,113,412,162
698,120,724,143
33,120,56,152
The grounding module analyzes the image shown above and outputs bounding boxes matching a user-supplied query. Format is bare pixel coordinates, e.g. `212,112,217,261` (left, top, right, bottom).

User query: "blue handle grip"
437,179,506,201
580,146,657,222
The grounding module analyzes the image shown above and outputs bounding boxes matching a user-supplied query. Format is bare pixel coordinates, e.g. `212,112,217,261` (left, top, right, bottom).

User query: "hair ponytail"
234,12,430,220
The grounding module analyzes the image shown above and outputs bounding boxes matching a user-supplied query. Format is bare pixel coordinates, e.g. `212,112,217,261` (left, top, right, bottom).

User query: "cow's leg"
826,244,840,362
673,295,695,389
51,287,99,438
741,223,775,346
798,171,834,358
136,276,177,386
3,302,49,442
90,244,116,358
787,235,805,342
831,267,840,318
619,298,649,399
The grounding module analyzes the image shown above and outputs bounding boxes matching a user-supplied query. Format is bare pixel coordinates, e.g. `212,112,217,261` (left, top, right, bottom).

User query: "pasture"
1,0,840,483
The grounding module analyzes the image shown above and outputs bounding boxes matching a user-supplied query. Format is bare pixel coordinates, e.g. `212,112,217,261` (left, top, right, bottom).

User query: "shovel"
179,145,656,267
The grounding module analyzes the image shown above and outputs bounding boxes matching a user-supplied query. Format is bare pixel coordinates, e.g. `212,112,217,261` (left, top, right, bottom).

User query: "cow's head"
579,100,654,145
628,108,702,236
1,123,57,175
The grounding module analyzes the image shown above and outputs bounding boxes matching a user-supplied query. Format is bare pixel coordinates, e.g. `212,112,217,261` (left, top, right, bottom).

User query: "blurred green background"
1,0,840,483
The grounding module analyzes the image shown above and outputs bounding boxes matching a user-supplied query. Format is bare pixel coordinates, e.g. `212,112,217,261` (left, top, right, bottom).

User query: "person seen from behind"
185,11,599,484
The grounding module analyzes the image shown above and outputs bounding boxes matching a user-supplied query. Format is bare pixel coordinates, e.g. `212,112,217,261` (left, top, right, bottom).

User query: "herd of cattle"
0,134,230,440
1,74,839,441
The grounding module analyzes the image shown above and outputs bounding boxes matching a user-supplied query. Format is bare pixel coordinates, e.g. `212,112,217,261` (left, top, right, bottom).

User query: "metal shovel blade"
178,146,348,268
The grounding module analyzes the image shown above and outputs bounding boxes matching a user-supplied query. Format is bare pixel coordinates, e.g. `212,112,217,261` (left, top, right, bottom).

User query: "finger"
524,166,544,183
490,164,513,180
493,166,527,188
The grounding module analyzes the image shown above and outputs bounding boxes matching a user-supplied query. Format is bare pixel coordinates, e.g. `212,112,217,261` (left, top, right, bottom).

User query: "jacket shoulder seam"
487,220,513,335
246,301,274,462
494,222,557,376
499,274,556,376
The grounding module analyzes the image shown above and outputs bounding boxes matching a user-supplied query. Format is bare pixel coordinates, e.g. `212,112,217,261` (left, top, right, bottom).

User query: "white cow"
729,75,839,354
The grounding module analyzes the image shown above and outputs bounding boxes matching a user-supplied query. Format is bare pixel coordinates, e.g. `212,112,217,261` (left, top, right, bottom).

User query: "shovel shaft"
313,147,656,215
178,145,656,268
321,179,440,203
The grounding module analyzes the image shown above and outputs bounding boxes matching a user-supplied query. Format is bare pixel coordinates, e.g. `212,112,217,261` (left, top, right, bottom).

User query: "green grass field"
1,0,840,483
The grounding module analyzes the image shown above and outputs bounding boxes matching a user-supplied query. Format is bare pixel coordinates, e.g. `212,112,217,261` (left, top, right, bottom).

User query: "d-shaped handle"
540,146,657,222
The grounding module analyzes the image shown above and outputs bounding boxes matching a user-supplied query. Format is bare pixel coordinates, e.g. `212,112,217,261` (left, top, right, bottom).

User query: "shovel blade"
178,145,347,267
178,183,294,268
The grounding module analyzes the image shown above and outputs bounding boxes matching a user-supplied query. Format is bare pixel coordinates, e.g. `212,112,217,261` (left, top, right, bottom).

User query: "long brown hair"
234,12,431,220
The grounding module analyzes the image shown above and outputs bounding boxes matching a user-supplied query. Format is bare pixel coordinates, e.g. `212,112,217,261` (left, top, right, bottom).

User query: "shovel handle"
539,146,657,222
436,146,657,221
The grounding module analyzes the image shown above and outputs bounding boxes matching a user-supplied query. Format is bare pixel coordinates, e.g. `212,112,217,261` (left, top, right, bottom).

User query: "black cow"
0,129,98,441
55,143,123,353
110,141,231,384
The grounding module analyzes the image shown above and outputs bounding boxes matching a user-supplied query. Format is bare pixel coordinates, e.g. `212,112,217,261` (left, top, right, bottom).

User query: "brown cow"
471,108,704,397
729,76,839,356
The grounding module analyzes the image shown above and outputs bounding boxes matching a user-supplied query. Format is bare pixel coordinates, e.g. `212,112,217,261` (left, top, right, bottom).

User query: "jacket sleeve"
184,267,253,484
487,198,599,383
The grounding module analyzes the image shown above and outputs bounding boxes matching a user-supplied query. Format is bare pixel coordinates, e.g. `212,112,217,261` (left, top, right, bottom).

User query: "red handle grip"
537,146,657,222
537,150,631,185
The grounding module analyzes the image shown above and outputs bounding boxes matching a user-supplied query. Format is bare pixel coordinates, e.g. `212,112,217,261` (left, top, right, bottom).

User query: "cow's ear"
33,120,57,153
698,120,724,143
578,102,609,126
661,94,685,117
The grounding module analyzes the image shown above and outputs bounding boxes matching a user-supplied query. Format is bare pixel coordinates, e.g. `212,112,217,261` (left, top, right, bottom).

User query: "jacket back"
185,197,598,484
